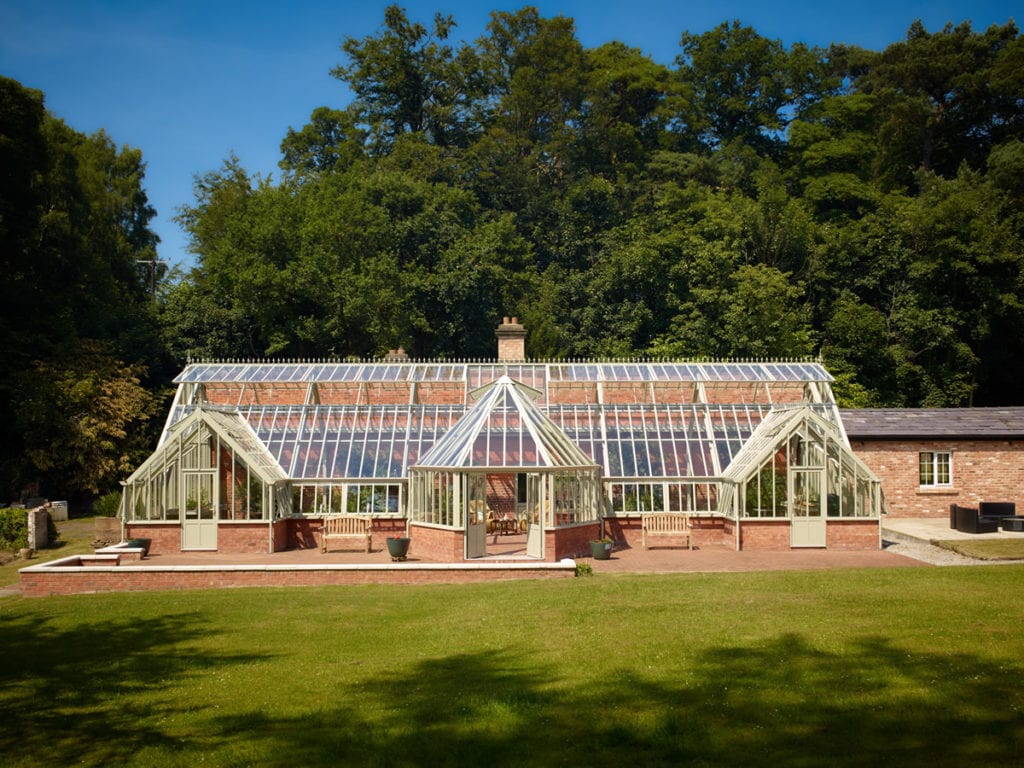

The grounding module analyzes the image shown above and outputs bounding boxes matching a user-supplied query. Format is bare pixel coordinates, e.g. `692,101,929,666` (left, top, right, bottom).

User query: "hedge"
0,508,29,550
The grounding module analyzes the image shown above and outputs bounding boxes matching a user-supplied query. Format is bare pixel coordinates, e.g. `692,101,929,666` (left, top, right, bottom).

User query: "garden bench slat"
321,514,372,553
641,513,692,550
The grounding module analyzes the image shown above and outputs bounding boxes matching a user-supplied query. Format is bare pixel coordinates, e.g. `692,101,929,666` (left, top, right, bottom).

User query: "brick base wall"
215,524,273,554
739,519,792,550
20,561,575,597
738,518,881,550
826,519,880,549
124,524,179,555
852,439,1024,517
408,524,465,561
272,520,289,551
549,523,601,559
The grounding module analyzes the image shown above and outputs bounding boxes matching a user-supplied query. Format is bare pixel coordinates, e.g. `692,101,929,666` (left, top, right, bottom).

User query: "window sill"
917,487,957,496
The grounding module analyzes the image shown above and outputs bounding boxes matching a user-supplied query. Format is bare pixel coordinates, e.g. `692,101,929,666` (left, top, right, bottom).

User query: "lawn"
1,565,1023,767
933,538,1024,560
0,516,97,589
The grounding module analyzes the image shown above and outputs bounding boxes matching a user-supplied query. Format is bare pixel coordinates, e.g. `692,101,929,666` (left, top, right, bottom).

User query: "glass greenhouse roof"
166,401,837,481
162,361,839,483
175,360,833,385
131,408,288,485
176,404,464,480
413,376,598,470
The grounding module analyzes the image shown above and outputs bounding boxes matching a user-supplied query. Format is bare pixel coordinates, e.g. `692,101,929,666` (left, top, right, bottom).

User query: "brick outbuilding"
841,408,1024,518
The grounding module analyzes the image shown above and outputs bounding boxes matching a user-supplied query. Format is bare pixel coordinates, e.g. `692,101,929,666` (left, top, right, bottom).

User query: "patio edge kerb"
20,556,579,574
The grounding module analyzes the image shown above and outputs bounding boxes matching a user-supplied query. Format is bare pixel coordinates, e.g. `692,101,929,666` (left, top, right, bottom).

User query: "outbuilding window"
919,451,951,487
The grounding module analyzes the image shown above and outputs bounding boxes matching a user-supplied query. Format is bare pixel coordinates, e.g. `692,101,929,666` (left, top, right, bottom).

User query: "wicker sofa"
951,504,999,533
951,502,1021,533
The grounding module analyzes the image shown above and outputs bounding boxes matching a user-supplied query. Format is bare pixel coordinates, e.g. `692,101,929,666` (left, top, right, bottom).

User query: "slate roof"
840,408,1024,439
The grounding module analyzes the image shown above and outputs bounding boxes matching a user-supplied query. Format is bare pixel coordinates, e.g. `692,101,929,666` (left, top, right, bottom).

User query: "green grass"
2,566,1023,767
933,538,1024,560
0,516,97,589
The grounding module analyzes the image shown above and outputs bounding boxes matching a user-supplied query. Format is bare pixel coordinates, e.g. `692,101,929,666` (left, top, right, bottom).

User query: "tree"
0,77,164,498
478,7,587,150
853,20,1024,189
676,21,835,154
280,106,366,174
332,4,484,150
12,342,162,498
578,42,678,175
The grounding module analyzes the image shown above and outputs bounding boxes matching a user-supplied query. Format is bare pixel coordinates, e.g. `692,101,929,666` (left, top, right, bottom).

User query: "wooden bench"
641,513,692,550
321,515,372,553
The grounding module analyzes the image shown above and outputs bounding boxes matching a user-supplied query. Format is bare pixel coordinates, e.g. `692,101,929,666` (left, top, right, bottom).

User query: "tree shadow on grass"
0,610,268,766
209,635,1023,768
3,611,1022,767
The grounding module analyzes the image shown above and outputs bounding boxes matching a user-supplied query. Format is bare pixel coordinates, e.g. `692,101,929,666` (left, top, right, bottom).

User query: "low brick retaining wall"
19,556,578,597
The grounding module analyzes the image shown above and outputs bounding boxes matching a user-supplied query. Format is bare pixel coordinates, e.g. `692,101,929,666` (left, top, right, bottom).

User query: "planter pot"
126,538,151,557
590,540,612,560
386,537,411,561
18,547,34,560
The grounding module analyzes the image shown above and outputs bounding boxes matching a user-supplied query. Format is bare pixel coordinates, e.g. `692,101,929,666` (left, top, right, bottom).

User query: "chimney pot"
496,314,527,361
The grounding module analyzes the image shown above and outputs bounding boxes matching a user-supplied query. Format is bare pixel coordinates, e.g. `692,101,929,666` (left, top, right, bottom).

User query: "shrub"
94,491,122,518
0,509,29,550
46,512,59,547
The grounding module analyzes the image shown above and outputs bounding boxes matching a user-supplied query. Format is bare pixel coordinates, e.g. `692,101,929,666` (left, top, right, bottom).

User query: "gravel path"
882,536,1024,566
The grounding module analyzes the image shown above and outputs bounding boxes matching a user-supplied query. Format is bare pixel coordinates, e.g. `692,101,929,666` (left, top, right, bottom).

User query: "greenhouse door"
182,472,217,550
466,475,486,558
790,469,826,547
525,473,543,558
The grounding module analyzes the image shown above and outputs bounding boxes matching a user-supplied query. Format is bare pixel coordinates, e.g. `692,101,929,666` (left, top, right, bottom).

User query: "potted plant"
589,536,613,560
386,535,411,561
126,538,151,557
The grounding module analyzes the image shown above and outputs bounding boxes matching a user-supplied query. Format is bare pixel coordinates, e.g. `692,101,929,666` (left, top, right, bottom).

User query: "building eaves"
840,407,1024,440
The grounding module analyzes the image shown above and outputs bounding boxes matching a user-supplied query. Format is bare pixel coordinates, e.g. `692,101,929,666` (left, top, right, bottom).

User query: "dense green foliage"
92,490,122,518
0,509,29,550
1,567,1023,766
169,8,1024,409
0,77,169,501
2,9,1023,501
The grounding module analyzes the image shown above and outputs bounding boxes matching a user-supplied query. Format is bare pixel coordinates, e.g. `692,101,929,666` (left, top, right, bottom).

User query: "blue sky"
1,1,1018,271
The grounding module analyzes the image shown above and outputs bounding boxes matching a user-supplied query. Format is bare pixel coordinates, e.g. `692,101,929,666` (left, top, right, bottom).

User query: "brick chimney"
384,347,409,361
496,316,526,361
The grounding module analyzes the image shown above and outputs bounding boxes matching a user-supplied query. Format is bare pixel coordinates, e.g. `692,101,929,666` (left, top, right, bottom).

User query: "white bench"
321,515,372,553
641,513,692,550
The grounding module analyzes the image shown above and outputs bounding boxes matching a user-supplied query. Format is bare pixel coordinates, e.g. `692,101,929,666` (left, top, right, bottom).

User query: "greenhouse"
120,319,883,559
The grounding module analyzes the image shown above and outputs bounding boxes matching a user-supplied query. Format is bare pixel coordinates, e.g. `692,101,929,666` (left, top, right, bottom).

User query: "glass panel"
826,441,842,517
249,471,263,518
792,470,821,517
919,452,934,485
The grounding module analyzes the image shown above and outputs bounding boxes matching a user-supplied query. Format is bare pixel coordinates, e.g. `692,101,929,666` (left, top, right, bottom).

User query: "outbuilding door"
182,471,217,550
790,468,826,547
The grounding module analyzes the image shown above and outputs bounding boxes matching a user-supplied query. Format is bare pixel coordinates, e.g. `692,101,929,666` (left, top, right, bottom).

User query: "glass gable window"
724,407,881,520
919,451,952,487
121,410,288,523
